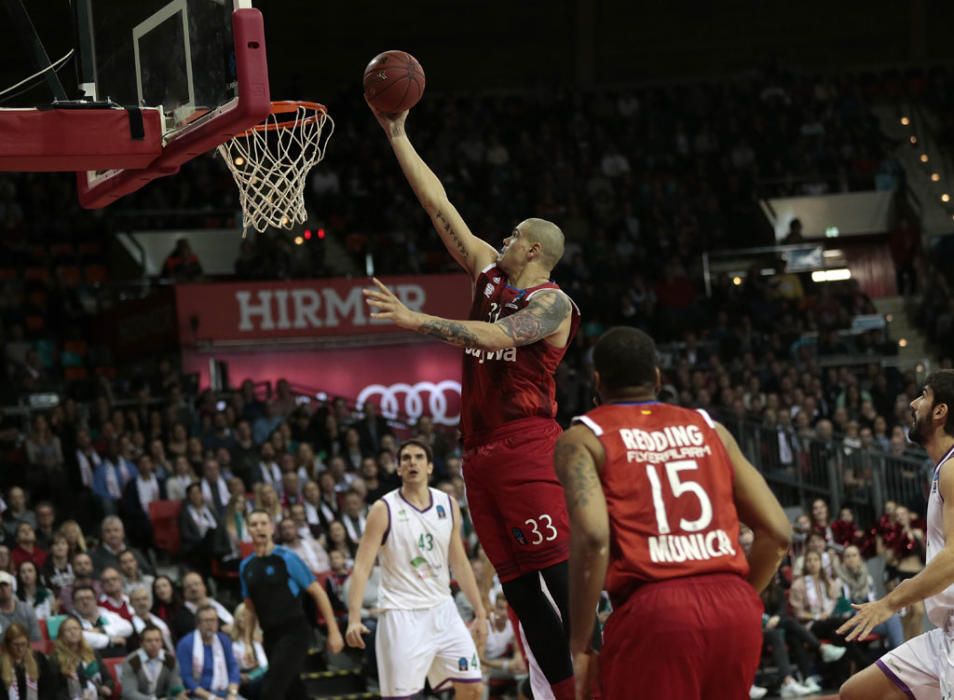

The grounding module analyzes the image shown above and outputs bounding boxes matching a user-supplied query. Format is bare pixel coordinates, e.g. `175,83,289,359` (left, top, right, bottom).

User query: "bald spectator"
90,516,153,576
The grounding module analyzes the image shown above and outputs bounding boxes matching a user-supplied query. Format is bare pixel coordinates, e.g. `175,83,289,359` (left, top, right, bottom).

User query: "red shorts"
462,418,569,582
601,573,763,700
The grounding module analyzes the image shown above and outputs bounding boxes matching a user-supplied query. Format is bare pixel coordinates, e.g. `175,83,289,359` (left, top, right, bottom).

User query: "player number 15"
645,459,713,535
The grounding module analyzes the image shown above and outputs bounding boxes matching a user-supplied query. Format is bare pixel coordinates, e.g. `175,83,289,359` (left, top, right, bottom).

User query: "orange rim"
240,100,329,135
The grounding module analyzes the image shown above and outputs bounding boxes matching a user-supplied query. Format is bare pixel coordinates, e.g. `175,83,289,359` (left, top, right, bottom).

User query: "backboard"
74,0,270,208
0,0,269,207
86,0,241,135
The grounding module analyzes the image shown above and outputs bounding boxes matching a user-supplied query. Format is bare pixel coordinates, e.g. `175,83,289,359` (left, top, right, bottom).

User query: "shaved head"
521,218,565,270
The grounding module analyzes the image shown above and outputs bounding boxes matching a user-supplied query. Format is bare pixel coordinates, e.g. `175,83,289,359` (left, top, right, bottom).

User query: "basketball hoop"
217,101,334,235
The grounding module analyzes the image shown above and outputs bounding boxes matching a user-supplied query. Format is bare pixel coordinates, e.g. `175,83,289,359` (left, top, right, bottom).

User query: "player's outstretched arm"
365,280,571,351
839,456,954,641
554,425,609,658
715,424,792,593
448,497,488,648
367,102,497,280
345,500,388,649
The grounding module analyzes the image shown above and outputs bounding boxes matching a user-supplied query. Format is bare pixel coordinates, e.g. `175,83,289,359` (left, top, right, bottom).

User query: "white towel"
202,477,230,510
188,505,217,538
804,575,831,615
136,475,160,513
343,513,366,543
104,461,121,499
6,673,38,700
76,450,100,488
192,631,228,693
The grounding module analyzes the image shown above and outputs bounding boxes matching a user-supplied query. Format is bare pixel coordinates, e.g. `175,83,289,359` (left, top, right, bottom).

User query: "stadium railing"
711,409,929,520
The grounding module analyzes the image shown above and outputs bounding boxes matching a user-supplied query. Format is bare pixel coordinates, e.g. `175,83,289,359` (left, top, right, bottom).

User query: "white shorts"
376,597,482,698
877,617,954,700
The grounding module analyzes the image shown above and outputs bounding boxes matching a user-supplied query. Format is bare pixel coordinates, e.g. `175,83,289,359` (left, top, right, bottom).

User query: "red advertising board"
174,274,471,345
181,342,463,426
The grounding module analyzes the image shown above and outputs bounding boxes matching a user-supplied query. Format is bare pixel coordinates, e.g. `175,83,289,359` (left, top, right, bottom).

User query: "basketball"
363,50,426,114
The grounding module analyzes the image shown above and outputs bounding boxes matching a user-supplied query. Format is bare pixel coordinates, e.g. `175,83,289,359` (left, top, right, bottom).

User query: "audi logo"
357,380,462,426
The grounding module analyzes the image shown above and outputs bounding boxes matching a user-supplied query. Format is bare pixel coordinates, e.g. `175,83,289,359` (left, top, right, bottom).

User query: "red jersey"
574,402,749,606
460,263,580,445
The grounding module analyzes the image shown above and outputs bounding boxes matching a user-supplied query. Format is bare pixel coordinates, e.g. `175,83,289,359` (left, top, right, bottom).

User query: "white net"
217,102,334,235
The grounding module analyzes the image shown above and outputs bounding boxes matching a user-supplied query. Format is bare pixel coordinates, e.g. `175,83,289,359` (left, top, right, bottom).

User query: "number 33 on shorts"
519,514,558,545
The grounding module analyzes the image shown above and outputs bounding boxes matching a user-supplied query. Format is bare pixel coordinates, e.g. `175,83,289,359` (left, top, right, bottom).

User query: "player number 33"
524,514,558,545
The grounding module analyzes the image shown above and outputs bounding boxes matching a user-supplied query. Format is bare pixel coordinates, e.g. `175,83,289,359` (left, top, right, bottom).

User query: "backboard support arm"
71,0,98,100
1,0,69,101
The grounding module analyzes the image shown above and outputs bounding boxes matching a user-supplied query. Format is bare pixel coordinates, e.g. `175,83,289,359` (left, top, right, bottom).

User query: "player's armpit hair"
554,440,600,511
433,209,469,262
496,291,569,346
419,319,480,348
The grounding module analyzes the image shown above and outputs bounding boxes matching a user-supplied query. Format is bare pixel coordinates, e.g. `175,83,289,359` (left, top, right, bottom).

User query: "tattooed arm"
366,101,497,279
364,279,572,351
554,425,609,657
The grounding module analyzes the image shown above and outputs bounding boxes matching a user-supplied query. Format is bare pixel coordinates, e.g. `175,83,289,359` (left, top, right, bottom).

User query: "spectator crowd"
747,496,926,696
0,64,953,699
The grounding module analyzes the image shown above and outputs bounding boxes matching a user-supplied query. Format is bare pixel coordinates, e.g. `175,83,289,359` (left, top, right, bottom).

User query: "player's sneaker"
749,684,769,699
820,642,847,663
801,675,823,693
779,678,812,697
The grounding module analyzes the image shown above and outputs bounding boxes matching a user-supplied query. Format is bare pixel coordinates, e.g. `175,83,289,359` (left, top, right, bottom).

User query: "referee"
241,509,344,699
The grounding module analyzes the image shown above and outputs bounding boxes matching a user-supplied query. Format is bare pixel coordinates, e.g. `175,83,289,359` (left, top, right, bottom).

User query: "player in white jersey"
839,370,954,700
345,439,488,699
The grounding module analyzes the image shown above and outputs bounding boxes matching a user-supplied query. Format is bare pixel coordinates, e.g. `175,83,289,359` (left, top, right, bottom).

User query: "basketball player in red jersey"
555,327,792,699
364,101,581,700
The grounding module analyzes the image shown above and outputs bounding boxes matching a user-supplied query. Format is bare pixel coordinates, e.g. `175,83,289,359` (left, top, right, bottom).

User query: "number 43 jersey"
573,402,750,604
378,488,456,611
